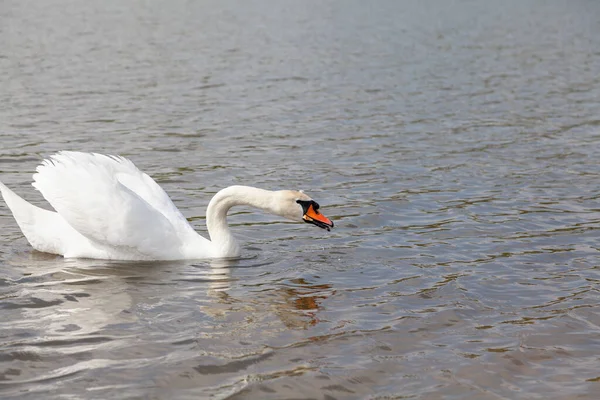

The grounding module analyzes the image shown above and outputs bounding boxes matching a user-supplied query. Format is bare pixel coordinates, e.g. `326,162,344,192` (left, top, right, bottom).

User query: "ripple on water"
1,0,600,399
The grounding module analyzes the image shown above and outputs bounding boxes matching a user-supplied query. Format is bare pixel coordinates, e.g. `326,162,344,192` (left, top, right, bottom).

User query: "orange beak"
302,204,334,231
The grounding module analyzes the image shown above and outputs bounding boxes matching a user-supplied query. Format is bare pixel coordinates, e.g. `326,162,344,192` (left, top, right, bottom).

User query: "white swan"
0,151,333,260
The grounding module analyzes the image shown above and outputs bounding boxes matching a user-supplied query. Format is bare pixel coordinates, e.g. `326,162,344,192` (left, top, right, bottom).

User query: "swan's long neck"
205,185,277,258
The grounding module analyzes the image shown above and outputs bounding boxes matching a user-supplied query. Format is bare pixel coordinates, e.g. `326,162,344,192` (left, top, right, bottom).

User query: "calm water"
1,1,600,398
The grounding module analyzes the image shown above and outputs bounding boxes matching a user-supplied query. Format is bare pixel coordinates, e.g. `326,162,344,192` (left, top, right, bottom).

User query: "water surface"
1,1,600,398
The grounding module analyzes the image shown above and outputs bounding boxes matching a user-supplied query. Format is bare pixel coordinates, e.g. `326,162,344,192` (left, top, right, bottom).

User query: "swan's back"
31,152,205,259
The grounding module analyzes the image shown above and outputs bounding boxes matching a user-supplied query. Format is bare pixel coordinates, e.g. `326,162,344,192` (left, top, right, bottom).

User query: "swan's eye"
296,200,320,214
296,200,310,214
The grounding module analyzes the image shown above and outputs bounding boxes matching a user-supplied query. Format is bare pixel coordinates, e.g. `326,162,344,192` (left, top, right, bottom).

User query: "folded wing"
32,152,198,258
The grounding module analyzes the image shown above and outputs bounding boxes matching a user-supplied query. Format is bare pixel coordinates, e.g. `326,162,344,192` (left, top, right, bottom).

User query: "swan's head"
275,190,334,231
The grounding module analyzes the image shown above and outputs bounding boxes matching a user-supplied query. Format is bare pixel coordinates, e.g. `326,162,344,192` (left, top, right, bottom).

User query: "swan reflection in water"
2,251,334,341
0,249,335,392
198,258,334,330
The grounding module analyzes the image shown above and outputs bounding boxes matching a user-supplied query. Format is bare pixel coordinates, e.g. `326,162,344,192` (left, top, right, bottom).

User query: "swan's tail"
0,180,32,221
0,180,65,254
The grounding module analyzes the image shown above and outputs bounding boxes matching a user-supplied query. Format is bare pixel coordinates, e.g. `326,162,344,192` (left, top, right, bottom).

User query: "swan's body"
0,152,333,260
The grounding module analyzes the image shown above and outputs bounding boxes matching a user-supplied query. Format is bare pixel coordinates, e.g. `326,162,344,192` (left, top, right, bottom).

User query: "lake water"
1,0,600,398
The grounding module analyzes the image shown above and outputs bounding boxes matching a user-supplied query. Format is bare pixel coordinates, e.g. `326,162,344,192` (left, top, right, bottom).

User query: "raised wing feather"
31,152,195,258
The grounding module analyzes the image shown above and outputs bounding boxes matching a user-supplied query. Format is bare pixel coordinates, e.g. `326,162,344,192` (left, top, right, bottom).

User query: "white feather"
28,152,203,259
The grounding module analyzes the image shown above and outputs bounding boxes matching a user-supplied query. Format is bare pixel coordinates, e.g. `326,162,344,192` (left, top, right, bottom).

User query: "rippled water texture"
2,1,600,398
